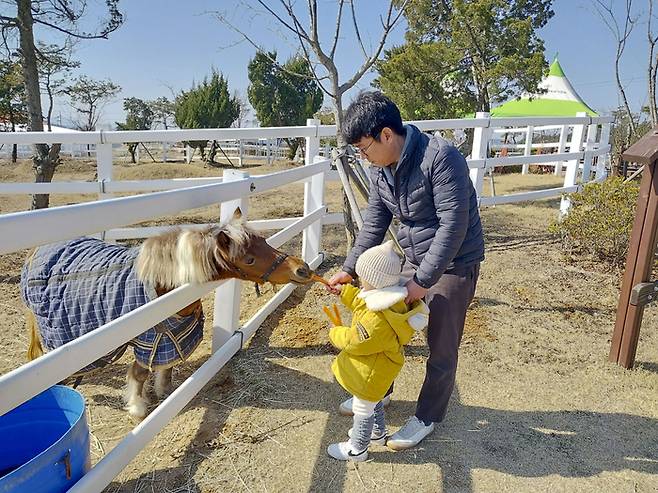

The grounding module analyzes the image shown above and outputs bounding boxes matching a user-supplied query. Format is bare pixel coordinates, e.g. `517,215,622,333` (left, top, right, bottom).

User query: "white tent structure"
491,57,597,117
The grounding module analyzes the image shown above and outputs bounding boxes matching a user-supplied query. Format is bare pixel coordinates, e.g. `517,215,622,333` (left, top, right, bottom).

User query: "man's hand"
327,270,353,294
405,279,428,304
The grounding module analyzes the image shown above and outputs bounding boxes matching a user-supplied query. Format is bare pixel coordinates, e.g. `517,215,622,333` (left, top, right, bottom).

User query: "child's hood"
357,286,430,343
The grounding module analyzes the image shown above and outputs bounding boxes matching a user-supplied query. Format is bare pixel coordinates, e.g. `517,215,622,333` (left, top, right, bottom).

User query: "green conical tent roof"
490,58,598,117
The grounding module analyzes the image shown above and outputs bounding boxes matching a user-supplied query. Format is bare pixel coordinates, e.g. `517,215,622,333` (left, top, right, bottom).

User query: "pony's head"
136,208,314,288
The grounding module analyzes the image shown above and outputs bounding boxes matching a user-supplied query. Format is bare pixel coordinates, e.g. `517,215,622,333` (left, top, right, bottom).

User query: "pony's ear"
215,230,231,251
232,207,242,220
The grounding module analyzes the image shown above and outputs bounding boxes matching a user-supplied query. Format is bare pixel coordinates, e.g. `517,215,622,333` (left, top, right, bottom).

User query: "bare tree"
65,75,121,131
217,1,407,248
592,0,637,135
0,0,123,209
217,0,408,146
647,0,658,125
37,41,80,131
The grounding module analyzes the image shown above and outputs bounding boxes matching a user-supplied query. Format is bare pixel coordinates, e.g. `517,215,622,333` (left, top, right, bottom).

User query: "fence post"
302,119,324,263
554,124,568,175
580,119,597,183
96,142,113,201
162,142,168,163
185,145,192,164
469,112,490,200
238,140,244,167
610,130,658,368
522,125,534,174
212,169,249,353
595,122,611,180
559,112,587,215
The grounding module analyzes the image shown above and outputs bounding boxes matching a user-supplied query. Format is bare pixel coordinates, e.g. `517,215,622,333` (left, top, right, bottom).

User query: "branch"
349,0,368,59
251,0,311,41
339,0,408,93
0,15,18,27
329,0,345,59
33,18,112,39
213,11,334,97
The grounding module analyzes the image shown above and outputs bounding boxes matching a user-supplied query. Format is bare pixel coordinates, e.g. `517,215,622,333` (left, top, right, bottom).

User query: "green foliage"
65,75,121,130
175,70,240,129
247,52,323,159
377,0,553,116
149,96,176,129
116,97,155,163
0,60,27,129
175,70,240,162
549,178,639,268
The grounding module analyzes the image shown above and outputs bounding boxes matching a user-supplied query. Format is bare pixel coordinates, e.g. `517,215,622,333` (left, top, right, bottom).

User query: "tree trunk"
128,144,137,163
206,140,218,165
17,0,61,209
10,119,17,163
333,95,358,253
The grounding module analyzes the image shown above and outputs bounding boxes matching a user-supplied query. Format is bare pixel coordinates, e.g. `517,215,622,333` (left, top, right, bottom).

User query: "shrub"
549,177,639,268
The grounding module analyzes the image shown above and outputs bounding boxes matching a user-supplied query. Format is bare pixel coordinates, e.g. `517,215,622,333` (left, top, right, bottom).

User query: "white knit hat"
355,240,401,289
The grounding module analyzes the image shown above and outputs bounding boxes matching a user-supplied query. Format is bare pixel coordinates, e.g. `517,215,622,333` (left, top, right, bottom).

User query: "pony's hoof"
126,399,148,420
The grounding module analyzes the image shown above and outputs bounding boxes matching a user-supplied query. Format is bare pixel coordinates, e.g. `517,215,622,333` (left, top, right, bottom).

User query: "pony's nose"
295,264,311,279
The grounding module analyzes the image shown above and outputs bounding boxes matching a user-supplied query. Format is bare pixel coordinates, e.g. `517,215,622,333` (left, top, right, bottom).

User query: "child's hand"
327,271,353,295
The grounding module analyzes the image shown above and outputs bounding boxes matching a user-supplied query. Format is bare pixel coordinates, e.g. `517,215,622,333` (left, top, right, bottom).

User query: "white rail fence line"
0,113,612,491
0,113,612,237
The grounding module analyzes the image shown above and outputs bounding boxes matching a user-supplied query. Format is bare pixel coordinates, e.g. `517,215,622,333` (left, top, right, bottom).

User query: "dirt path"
1,160,656,492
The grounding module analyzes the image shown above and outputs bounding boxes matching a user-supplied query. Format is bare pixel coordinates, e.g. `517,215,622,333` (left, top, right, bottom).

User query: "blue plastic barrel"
0,385,91,493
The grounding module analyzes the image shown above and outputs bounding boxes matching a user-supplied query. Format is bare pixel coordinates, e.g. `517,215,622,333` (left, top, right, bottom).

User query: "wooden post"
610,128,658,368
96,142,113,202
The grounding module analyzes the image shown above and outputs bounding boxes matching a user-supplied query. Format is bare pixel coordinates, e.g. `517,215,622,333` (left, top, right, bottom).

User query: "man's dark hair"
341,91,405,144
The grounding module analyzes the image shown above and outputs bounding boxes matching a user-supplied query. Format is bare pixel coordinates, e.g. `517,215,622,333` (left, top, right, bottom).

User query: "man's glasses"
355,131,381,158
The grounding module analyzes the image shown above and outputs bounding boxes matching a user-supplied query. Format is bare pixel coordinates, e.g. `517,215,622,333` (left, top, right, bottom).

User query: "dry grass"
1,158,657,492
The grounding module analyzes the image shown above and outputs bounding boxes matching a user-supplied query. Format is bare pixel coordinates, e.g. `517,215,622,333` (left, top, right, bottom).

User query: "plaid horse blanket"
21,238,204,374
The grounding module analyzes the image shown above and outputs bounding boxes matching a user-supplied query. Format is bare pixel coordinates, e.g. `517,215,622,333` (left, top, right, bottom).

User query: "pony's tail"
26,310,43,361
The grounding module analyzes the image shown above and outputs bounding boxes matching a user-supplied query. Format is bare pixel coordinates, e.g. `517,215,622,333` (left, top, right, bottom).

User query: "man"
328,91,484,450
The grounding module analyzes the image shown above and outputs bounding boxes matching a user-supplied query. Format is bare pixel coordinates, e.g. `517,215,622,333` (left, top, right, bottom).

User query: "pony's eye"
244,256,255,265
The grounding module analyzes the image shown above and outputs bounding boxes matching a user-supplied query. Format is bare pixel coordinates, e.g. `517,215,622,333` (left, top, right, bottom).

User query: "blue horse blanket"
21,238,204,374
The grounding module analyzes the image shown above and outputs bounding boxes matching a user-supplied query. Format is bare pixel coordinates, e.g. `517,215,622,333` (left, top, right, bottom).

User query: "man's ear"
380,127,393,142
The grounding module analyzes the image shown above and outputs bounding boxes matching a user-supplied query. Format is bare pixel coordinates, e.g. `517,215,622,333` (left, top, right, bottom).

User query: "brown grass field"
1,155,657,492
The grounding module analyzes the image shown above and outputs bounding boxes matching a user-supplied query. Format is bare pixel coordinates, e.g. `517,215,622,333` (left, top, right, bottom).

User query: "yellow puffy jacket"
329,284,429,402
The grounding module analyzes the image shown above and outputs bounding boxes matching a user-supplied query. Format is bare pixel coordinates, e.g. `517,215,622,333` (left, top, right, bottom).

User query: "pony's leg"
124,361,151,419
154,367,174,400
26,310,44,361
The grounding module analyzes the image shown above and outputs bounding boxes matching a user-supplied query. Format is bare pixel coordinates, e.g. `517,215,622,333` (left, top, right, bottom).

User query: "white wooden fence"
0,113,612,491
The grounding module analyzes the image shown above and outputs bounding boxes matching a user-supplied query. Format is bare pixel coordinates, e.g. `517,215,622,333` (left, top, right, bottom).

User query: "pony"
22,208,315,419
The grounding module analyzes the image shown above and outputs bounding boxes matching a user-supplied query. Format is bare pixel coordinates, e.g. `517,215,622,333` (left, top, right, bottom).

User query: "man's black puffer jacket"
343,125,485,288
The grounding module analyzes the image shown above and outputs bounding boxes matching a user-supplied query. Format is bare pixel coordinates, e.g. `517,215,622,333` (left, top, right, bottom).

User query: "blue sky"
29,0,653,127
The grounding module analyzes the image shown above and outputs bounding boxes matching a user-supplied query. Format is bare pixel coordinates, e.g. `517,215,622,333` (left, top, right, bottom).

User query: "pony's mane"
135,216,253,288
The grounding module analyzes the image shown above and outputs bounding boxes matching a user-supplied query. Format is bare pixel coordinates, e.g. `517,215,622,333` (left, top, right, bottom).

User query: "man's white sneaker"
327,441,368,462
347,427,388,446
386,416,435,451
338,393,392,416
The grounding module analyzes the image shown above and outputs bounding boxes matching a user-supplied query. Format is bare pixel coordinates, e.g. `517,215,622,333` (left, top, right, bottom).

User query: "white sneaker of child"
327,441,368,462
